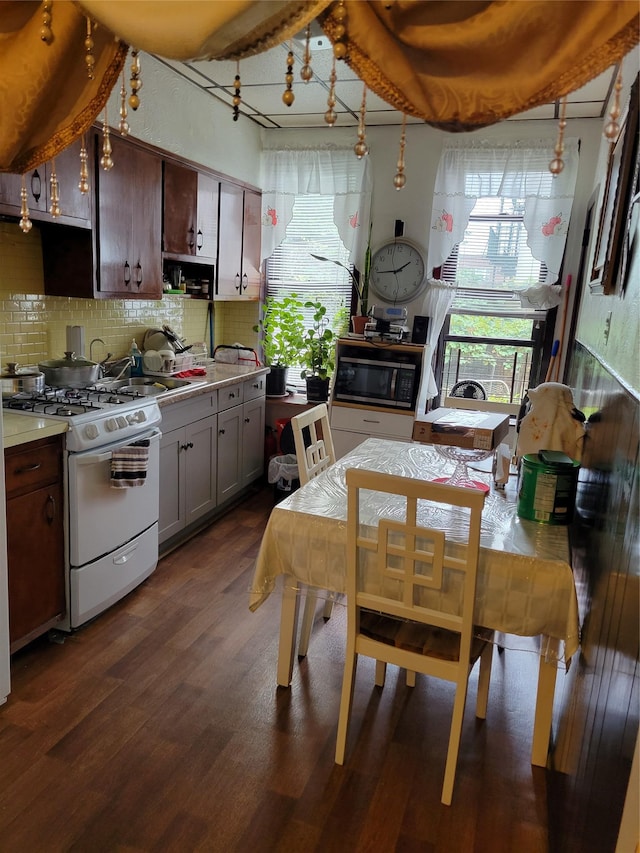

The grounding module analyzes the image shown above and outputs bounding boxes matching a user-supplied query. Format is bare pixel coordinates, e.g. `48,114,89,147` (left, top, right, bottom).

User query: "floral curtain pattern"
260,147,372,264
427,139,580,285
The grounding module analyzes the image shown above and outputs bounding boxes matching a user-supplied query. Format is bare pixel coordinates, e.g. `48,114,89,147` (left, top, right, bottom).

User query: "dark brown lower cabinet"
5,436,65,653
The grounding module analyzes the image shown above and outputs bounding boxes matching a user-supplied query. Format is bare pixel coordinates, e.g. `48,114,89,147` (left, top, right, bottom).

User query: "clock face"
369,240,426,304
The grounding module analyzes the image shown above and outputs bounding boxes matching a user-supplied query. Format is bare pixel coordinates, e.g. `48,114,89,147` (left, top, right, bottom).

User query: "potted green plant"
299,299,342,402
253,294,305,396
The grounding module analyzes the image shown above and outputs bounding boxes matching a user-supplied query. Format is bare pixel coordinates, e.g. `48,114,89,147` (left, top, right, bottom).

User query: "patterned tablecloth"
250,437,579,663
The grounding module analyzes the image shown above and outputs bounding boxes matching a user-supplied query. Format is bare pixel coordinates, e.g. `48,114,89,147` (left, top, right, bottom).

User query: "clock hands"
376,261,412,275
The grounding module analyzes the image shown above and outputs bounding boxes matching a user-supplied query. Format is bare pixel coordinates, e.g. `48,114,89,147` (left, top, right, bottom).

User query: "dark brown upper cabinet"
163,161,219,262
0,138,92,228
42,133,163,299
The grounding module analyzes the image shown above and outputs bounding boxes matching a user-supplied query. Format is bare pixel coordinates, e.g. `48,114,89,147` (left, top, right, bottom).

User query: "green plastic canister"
517,450,580,524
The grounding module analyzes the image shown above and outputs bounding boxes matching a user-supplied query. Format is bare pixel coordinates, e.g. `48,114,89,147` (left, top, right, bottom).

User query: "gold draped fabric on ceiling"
0,0,638,174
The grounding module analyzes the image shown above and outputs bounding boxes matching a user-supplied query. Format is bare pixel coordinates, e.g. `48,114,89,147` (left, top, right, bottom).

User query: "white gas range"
3,385,163,630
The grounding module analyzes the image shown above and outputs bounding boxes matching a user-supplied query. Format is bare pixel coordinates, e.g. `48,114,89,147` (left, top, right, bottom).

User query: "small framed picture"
590,74,639,295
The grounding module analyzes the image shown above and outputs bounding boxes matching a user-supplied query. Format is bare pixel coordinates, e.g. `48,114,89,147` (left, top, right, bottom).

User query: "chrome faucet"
90,338,107,362
101,355,135,381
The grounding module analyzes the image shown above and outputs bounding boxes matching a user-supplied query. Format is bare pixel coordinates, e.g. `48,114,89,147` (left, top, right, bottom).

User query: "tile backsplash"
0,221,259,368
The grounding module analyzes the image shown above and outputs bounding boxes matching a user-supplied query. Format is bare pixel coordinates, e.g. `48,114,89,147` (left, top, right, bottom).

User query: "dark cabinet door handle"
235,273,241,292
31,169,42,203
197,229,203,251
244,417,250,423
188,226,195,251
45,493,56,524
135,262,142,287
15,462,41,474
180,442,194,450
124,261,131,285
219,428,225,435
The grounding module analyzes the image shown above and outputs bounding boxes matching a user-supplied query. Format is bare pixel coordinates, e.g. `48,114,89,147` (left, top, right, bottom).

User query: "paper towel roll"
66,325,85,357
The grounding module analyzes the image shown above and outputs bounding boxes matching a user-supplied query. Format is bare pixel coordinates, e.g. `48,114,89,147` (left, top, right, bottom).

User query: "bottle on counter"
129,339,143,376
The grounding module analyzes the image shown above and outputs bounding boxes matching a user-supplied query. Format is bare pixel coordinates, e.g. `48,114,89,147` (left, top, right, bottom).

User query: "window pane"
449,314,534,340
265,195,352,389
443,341,533,404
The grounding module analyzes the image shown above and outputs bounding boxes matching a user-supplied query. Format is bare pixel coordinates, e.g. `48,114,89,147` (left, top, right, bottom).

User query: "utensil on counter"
38,352,102,388
0,363,45,397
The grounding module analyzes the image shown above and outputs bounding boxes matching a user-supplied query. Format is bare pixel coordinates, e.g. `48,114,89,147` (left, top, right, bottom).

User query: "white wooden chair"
291,403,337,657
335,468,493,806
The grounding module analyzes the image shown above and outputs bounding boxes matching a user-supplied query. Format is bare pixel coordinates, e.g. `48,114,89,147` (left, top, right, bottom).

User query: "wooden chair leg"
406,669,417,687
322,595,334,620
335,650,358,765
375,659,387,687
441,683,469,805
298,589,317,658
476,643,493,719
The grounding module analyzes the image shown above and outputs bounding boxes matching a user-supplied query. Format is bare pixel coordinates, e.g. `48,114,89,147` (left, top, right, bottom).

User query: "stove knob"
117,416,128,428
84,423,99,441
127,410,146,424
105,417,118,432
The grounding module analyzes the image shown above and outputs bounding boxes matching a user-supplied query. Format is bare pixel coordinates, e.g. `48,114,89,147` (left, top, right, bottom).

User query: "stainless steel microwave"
333,353,418,409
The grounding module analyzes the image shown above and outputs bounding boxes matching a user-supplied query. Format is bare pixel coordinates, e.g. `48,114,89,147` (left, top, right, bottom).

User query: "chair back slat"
291,404,336,485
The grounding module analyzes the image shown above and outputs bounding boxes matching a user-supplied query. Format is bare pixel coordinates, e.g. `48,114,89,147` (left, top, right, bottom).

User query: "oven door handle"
113,544,137,565
75,428,161,465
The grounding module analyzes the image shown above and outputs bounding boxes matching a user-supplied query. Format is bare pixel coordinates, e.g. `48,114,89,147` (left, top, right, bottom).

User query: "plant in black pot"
299,299,340,403
253,294,305,397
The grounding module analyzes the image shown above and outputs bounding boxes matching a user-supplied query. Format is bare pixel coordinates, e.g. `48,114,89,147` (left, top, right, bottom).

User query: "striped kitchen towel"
110,439,150,488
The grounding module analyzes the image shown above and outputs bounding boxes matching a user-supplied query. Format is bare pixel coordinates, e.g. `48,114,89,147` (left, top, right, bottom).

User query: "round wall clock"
369,239,427,304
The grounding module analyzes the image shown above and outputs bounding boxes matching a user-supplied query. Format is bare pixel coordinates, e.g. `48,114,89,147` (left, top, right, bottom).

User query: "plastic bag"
213,344,260,366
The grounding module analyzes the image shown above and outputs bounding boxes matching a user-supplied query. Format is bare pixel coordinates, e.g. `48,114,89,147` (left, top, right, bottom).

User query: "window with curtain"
261,147,372,390
266,195,353,389
427,139,579,405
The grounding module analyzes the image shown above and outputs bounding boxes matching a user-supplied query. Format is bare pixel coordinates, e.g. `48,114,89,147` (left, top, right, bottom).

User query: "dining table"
249,436,580,767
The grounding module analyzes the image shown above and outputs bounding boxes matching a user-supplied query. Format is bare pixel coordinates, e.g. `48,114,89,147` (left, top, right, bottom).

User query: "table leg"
277,574,301,687
531,646,559,766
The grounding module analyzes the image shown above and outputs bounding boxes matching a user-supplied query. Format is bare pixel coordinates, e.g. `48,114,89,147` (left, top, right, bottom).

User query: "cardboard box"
412,407,510,451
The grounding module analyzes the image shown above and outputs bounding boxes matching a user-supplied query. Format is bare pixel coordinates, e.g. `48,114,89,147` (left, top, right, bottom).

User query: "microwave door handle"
390,368,398,398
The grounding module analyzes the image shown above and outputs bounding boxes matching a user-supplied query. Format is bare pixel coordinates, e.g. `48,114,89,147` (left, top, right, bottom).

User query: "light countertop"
2,364,270,449
2,413,68,449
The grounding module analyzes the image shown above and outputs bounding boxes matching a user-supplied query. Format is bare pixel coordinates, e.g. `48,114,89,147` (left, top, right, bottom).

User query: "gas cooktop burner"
2,383,163,452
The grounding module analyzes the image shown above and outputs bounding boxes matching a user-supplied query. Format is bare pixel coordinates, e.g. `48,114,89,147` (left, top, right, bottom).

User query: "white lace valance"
428,139,580,284
260,147,372,263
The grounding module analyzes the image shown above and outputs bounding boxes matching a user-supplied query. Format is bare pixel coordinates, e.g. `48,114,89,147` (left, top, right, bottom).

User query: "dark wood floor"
1,485,554,852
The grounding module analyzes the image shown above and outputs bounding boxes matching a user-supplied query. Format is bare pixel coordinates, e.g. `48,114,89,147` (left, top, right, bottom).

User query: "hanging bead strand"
603,71,623,142
300,24,313,82
19,175,33,233
394,114,407,189
282,44,295,107
332,0,348,60
40,1,53,44
354,84,369,159
49,158,60,217
129,49,142,111
233,61,242,121
100,107,114,171
325,55,337,126
119,68,129,135
549,95,568,175
78,134,89,194
84,17,95,80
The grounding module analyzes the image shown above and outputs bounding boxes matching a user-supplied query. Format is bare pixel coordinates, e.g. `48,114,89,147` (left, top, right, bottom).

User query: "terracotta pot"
351,315,369,335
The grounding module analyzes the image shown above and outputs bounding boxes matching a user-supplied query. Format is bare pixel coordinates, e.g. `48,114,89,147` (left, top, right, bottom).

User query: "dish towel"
110,439,150,488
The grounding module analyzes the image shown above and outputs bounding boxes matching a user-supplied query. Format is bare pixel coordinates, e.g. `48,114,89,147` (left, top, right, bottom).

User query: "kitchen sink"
92,376,206,396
